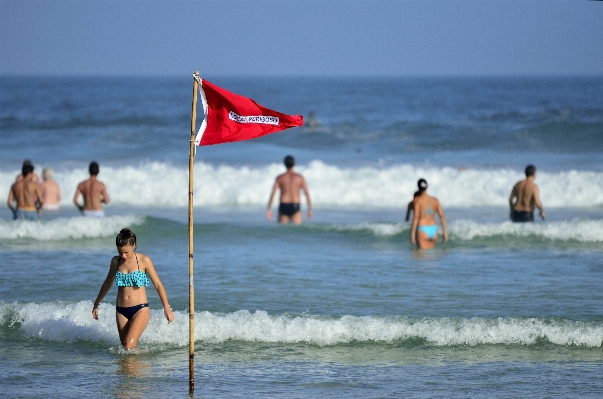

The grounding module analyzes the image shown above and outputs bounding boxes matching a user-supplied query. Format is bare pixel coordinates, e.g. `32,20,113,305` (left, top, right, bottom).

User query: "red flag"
195,78,303,146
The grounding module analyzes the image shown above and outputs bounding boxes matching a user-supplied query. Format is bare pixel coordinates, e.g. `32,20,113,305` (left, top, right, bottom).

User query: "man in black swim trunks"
509,164,545,222
266,155,312,224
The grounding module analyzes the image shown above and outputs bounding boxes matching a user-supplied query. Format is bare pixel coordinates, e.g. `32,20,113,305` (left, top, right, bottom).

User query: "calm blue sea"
1,75,603,398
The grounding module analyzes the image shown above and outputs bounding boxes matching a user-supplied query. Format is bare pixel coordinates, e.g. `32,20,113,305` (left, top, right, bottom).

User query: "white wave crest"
451,219,603,242
0,215,145,241
3,302,603,348
1,162,603,209
325,222,407,236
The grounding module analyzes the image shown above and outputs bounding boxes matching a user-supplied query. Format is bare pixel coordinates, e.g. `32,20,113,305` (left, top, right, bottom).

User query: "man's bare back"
74,178,109,211
275,171,306,203
73,162,110,214
7,167,43,219
510,180,538,211
8,179,43,210
509,165,545,222
266,156,312,224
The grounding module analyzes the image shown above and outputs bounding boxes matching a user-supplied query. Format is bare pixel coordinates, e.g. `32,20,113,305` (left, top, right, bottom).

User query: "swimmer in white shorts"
82,210,105,217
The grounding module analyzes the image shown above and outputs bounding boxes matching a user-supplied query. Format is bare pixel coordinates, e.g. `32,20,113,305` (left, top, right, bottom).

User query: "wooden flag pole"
188,71,199,393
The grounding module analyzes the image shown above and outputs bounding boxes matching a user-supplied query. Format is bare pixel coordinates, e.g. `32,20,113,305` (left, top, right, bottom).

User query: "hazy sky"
1,0,602,77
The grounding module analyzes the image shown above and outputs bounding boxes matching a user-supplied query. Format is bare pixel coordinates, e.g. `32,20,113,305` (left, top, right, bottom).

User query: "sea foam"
0,215,145,240
451,219,603,242
3,301,603,348
326,219,603,243
1,162,602,209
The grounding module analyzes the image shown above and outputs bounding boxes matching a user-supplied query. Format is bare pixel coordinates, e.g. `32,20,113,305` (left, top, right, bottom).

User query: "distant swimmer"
410,179,448,249
73,161,110,217
41,168,62,211
7,163,43,220
405,191,420,222
266,155,312,224
92,228,174,349
306,111,322,129
509,164,545,222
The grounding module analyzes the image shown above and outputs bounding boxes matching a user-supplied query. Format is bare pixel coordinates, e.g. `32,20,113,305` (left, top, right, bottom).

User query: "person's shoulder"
512,179,525,191
137,253,154,269
135,252,150,262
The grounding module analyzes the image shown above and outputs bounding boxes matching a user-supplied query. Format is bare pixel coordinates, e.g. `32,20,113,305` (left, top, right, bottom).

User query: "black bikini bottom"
116,303,149,320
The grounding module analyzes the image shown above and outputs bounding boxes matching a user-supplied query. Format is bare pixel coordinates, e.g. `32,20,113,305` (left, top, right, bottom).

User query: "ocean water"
1,75,603,398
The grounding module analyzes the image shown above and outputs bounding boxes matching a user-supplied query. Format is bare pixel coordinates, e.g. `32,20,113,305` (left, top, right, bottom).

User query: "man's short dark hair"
22,164,34,176
89,161,99,176
284,155,295,169
525,164,536,177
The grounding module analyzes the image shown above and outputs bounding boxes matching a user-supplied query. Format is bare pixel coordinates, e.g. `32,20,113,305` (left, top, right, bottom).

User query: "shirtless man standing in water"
7,164,43,219
73,161,110,217
509,164,545,222
266,155,312,224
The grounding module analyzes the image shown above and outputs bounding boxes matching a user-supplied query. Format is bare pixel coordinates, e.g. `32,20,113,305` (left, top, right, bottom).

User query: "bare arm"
266,179,279,220
100,183,109,204
509,186,517,219
144,256,174,323
405,201,413,222
435,199,448,243
533,186,545,220
92,258,118,320
34,185,43,214
73,184,83,212
410,201,420,244
301,178,312,219
7,186,15,213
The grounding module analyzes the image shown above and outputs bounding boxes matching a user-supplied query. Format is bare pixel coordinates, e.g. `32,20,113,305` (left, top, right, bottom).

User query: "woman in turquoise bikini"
410,179,448,250
92,228,174,349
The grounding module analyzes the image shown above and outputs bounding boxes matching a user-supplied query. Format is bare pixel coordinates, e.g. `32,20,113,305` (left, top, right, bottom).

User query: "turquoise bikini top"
115,254,150,287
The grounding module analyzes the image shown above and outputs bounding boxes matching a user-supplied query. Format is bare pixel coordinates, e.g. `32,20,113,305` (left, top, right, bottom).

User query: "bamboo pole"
188,71,199,393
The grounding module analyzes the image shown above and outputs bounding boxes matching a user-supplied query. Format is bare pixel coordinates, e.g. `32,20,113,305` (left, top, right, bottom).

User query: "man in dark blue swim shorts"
266,155,312,224
509,165,545,223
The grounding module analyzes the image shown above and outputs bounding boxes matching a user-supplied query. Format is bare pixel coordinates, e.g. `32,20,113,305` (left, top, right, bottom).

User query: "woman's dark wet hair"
417,178,428,191
116,228,136,248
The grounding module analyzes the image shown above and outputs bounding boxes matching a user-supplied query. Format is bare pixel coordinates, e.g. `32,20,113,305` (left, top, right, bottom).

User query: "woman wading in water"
92,228,174,349
410,179,448,250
